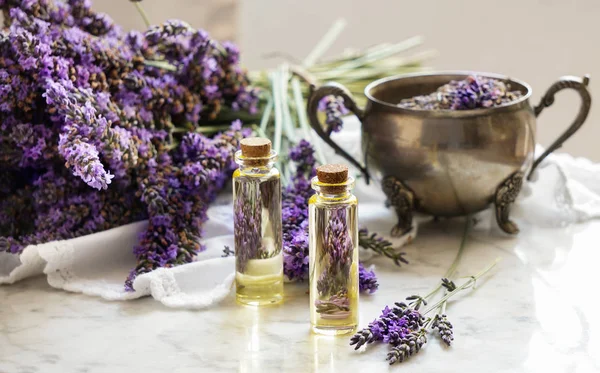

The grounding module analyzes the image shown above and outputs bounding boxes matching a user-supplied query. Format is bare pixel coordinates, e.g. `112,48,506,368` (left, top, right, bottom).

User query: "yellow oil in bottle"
308,167,359,335
233,158,283,306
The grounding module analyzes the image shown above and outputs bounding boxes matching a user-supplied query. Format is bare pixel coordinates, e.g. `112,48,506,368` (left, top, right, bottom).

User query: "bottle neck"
237,161,275,175
314,189,353,202
235,150,277,175
311,175,355,202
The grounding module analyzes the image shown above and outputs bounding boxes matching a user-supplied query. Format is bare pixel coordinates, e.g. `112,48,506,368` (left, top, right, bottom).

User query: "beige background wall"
91,0,237,41
7,0,600,160
239,0,600,161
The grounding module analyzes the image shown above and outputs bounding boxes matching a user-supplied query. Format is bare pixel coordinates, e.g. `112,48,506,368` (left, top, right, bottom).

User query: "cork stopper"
317,164,348,183
316,164,348,194
240,137,271,158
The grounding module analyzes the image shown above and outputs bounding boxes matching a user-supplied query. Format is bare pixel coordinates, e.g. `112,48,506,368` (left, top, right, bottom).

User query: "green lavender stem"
358,231,408,266
270,70,283,154
259,96,273,134
325,36,423,74
278,65,298,143
440,297,447,315
143,60,178,72
132,1,152,29
302,19,347,67
422,216,473,301
423,258,500,315
252,125,268,139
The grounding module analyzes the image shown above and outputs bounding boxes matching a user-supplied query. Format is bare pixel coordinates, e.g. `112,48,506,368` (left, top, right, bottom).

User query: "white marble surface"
1,214,599,373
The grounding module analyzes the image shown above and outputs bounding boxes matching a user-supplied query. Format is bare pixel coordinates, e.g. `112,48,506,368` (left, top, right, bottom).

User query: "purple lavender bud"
288,139,316,177
283,233,309,281
350,302,425,351
144,19,192,45
358,262,379,294
318,95,349,133
432,313,454,346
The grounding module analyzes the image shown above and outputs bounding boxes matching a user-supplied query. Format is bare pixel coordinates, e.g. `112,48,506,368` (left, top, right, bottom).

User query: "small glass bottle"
309,164,359,335
233,137,283,306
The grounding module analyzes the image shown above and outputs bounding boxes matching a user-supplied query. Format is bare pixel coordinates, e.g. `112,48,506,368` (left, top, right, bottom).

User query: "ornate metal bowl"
307,71,591,235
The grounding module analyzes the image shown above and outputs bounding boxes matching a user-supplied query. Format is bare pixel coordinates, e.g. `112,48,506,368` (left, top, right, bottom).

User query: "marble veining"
1,216,599,373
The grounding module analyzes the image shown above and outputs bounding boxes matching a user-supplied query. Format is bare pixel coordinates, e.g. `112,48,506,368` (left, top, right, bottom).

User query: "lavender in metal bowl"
397,75,523,110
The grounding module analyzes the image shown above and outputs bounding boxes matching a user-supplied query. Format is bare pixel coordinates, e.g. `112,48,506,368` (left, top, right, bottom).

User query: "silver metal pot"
307,71,591,235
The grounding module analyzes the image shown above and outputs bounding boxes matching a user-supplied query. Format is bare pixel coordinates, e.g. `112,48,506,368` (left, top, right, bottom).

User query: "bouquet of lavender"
0,0,256,289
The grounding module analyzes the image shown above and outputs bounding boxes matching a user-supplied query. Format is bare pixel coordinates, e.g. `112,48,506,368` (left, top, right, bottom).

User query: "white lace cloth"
1,124,599,308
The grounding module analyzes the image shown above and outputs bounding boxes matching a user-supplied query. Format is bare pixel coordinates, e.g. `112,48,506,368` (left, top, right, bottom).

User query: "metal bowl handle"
528,75,592,180
307,82,371,183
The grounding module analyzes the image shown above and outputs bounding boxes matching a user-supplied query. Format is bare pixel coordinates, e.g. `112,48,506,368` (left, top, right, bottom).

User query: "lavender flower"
144,19,192,45
222,245,234,257
315,290,351,318
359,227,408,266
57,135,114,190
431,314,454,346
441,278,457,292
69,0,120,37
350,302,425,350
233,183,263,273
397,75,523,111
316,208,353,296
283,233,309,281
386,330,428,364
44,79,137,189
318,95,348,133
288,139,316,176
358,263,378,294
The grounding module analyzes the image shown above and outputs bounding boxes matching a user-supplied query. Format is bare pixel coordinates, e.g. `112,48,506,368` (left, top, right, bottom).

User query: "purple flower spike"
358,262,379,294
318,95,349,133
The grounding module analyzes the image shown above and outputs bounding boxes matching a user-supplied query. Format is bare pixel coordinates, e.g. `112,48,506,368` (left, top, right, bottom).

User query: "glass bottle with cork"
308,164,359,335
233,137,283,306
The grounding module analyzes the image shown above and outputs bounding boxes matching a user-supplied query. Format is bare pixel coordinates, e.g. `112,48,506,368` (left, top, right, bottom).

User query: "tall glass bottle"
309,164,359,335
233,137,283,306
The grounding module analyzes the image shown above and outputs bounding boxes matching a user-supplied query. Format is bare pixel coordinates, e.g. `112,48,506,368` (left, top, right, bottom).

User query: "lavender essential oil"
233,138,283,306
309,164,359,335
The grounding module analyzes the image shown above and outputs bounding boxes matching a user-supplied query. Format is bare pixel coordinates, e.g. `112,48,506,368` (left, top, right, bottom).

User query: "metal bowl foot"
494,171,524,234
382,176,415,237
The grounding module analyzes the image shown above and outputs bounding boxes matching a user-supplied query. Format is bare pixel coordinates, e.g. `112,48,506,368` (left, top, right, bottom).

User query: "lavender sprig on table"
359,228,409,266
349,302,424,352
350,260,498,365
222,246,234,257
386,330,428,364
